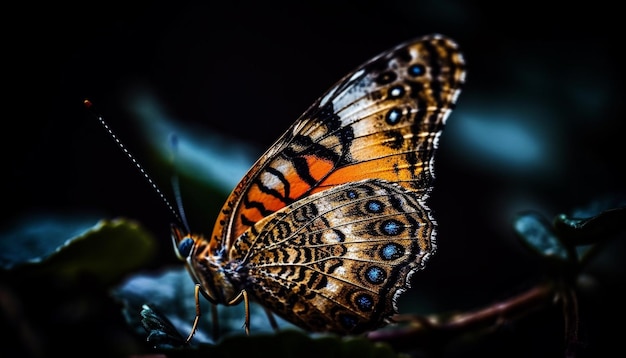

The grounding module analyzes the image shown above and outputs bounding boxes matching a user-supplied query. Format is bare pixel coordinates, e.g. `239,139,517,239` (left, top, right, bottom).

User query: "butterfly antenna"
83,99,184,227
168,134,191,234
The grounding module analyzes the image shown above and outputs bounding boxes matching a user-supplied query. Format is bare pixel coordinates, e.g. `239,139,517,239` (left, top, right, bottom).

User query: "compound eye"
177,237,194,257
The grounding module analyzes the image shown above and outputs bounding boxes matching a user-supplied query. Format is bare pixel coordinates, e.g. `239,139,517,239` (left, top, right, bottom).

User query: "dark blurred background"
4,1,625,357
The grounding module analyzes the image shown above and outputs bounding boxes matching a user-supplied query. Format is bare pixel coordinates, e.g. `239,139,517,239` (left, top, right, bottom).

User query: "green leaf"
0,213,101,269
1,214,157,286
512,211,571,263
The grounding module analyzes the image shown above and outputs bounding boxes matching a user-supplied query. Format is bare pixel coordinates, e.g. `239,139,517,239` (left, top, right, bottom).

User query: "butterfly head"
171,224,196,261
171,224,238,305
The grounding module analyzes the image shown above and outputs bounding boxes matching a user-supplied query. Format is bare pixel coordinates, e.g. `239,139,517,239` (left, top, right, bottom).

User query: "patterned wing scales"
211,34,465,249
226,179,436,334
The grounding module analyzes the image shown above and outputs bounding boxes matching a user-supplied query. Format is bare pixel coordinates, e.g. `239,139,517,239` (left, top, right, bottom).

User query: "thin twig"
368,281,558,351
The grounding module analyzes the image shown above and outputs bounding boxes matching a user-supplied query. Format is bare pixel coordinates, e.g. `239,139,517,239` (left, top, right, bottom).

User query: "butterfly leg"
263,307,279,331
227,289,250,335
211,303,220,340
185,283,202,343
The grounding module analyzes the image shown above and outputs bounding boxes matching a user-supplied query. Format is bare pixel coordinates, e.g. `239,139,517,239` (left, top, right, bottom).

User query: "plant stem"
368,280,559,351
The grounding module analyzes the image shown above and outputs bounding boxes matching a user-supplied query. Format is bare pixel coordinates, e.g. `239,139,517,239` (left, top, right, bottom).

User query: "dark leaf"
0,214,157,286
512,211,571,263
553,205,626,246
148,329,399,358
140,303,187,349
112,265,299,345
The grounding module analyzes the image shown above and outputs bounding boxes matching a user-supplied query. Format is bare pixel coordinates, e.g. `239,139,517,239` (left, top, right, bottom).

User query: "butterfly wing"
211,34,465,250
227,179,436,334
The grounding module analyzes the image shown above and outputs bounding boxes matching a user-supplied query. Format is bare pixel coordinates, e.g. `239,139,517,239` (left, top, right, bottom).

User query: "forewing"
212,34,465,247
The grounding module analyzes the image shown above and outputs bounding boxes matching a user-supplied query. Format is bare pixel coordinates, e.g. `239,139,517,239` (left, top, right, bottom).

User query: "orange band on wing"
232,155,335,236
305,155,335,182
315,156,425,193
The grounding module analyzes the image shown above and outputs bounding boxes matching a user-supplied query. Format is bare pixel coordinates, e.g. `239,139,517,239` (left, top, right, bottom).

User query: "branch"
368,281,559,351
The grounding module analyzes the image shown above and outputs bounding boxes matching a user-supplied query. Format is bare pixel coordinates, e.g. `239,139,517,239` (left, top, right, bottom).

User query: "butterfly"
171,33,466,340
